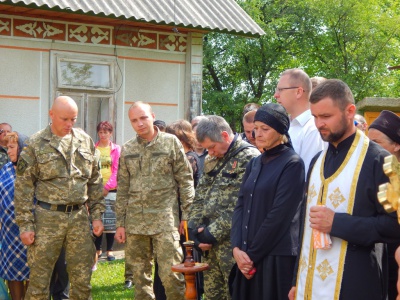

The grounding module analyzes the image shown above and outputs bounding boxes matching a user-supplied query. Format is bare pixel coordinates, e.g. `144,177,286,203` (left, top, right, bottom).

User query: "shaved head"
128,101,153,115
128,101,156,141
51,96,78,112
50,96,78,137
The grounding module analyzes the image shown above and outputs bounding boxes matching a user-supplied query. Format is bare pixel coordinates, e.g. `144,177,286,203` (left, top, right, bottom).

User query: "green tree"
301,0,400,100
61,62,93,86
203,0,309,130
202,0,400,130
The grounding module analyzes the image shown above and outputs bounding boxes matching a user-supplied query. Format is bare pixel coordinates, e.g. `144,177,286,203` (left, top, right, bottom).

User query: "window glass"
59,60,112,90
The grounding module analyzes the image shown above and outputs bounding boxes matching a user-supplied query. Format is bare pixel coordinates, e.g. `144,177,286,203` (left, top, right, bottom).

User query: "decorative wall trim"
0,94,40,100
0,14,187,53
124,101,178,106
118,55,185,64
0,44,49,52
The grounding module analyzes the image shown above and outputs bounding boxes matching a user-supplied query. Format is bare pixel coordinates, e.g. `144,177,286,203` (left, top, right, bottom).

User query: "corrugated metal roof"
1,0,265,37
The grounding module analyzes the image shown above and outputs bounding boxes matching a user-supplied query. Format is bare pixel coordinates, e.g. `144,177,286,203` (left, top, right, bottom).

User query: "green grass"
91,259,134,300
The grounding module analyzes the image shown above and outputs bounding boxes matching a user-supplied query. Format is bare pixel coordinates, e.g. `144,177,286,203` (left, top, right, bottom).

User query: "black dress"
231,144,305,300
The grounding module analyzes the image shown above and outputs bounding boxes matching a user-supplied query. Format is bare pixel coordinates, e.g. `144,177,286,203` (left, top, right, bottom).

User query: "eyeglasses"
275,87,300,93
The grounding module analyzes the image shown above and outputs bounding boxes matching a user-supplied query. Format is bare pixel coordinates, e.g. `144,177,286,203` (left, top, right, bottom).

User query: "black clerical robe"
294,132,400,300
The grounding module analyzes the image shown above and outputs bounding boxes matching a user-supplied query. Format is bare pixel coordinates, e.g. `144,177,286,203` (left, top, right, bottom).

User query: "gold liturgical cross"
316,259,334,281
329,187,345,209
378,155,400,223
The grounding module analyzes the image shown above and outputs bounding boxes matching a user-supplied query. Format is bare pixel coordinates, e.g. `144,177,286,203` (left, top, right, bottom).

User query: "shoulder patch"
17,157,29,176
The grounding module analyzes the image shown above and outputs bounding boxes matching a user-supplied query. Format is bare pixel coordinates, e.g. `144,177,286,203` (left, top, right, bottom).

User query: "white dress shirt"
289,109,326,176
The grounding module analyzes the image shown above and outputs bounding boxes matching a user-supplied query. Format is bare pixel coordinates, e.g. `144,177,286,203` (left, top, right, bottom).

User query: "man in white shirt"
274,68,325,175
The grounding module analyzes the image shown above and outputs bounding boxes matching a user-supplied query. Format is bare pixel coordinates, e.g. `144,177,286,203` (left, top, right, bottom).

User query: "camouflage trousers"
202,238,235,300
125,231,185,300
26,205,95,300
124,257,134,282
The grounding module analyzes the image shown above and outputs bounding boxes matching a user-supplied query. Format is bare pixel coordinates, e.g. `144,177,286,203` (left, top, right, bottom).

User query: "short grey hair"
311,76,327,90
0,123,12,130
354,114,367,125
191,115,207,129
196,115,233,143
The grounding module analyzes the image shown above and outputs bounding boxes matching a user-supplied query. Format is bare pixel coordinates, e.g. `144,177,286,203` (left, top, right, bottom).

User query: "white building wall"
0,14,199,145
0,43,49,135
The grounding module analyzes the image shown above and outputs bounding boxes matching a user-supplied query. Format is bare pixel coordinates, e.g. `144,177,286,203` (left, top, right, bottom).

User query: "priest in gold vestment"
289,80,400,300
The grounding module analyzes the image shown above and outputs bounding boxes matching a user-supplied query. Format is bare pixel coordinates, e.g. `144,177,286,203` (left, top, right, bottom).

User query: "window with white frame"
57,57,114,91
51,52,117,141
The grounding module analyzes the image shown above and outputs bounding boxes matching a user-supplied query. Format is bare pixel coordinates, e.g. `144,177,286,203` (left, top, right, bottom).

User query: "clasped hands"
233,247,255,280
188,225,215,252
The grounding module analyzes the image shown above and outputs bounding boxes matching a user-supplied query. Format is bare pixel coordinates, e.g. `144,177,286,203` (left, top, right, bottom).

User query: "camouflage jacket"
116,130,194,235
14,125,105,233
188,135,260,243
0,146,9,170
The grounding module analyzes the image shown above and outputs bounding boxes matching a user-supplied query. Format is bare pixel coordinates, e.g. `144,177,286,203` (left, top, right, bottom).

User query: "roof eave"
0,0,264,38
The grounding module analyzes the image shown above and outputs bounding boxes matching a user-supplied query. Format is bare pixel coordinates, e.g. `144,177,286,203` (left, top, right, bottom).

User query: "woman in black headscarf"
230,103,305,300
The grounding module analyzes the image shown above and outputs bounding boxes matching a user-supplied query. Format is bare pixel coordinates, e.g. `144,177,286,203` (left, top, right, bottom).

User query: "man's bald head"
50,96,78,137
51,96,79,112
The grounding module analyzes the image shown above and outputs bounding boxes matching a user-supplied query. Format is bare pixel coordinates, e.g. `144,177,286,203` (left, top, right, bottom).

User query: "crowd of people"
0,68,400,300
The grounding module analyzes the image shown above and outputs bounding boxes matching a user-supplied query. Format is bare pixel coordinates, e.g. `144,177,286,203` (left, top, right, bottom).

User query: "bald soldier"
14,96,105,299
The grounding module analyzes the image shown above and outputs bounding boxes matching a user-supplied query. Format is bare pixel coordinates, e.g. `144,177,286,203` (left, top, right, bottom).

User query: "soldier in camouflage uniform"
0,122,12,169
14,96,105,300
188,115,260,300
115,101,194,300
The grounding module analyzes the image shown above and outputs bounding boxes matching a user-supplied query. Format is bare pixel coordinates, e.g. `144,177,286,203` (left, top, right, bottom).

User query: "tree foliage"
202,0,400,130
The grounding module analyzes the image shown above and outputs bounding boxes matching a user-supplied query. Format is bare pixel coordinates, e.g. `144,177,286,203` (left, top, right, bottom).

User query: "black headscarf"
369,110,400,144
254,103,293,149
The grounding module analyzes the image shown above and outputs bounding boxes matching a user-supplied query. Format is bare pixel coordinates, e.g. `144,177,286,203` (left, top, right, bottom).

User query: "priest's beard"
319,114,348,144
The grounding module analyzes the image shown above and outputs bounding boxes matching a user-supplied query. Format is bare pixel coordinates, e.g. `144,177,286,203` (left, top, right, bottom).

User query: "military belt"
37,200,81,213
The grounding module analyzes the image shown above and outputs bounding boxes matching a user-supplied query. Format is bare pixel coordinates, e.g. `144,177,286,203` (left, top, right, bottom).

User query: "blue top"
0,162,29,281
